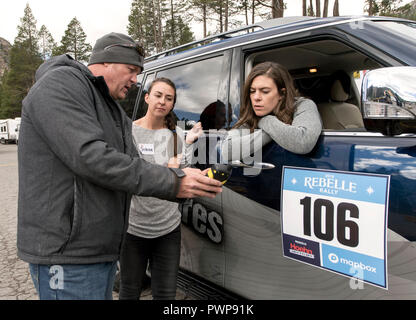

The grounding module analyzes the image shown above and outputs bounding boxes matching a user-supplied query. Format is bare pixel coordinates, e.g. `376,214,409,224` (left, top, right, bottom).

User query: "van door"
221,33,416,299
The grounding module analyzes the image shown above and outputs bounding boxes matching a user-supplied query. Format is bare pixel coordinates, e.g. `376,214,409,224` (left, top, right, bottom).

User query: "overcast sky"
0,0,412,46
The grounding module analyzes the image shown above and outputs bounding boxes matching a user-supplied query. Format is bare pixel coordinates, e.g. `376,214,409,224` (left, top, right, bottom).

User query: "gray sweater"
128,125,184,238
221,97,322,161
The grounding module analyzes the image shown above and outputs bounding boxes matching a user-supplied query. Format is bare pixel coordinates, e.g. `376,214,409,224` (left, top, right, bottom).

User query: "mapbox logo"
328,253,377,273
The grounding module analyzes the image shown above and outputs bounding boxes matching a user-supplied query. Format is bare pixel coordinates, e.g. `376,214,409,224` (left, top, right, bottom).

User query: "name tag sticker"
281,166,390,289
139,143,154,155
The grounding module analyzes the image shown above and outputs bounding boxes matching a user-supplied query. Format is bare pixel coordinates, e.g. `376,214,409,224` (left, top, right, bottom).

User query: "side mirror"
361,66,416,136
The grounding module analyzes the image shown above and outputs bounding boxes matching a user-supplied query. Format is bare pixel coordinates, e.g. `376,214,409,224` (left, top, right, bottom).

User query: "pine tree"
316,0,321,17
207,0,248,33
379,0,402,15
14,4,39,56
303,0,307,15
237,0,254,25
0,4,42,118
128,0,157,55
255,0,285,20
189,0,212,38
323,0,329,17
209,0,226,33
363,0,416,19
128,0,193,55
333,0,340,16
163,0,195,49
308,0,315,16
153,0,169,53
369,0,416,20
364,0,380,15
38,25,57,61
55,17,92,63
163,16,195,49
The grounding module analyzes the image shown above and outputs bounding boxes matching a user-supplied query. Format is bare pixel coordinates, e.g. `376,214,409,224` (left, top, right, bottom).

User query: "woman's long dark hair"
234,61,299,131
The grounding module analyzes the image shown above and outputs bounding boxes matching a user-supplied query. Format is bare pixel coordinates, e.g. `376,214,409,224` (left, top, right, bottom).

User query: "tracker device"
206,164,233,185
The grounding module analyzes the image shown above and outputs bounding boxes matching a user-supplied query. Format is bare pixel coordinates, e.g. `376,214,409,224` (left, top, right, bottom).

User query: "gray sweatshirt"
221,97,322,161
128,125,184,238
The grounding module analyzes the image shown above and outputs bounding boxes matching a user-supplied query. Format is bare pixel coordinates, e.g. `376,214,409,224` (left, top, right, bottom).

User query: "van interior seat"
317,78,365,130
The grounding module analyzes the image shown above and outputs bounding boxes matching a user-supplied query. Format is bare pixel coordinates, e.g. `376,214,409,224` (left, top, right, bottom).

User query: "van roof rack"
145,23,264,62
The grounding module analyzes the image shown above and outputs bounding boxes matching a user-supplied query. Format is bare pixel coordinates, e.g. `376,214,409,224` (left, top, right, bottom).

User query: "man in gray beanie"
88,32,145,100
17,32,222,300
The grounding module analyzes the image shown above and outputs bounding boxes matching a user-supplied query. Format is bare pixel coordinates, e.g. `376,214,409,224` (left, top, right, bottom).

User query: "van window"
132,56,226,169
156,56,225,130
246,39,381,131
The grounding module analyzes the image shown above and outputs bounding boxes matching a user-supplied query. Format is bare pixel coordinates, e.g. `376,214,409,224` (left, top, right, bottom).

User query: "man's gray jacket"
17,54,182,265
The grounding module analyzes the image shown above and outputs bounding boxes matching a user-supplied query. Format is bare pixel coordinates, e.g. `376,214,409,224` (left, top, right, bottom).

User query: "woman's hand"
168,154,183,168
185,122,204,144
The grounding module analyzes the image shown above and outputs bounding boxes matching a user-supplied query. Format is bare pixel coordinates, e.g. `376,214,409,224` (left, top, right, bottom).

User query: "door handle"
230,160,275,170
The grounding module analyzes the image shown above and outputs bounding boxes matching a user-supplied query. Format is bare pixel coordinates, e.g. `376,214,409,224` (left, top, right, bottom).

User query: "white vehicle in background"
14,117,21,145
0,118,20,144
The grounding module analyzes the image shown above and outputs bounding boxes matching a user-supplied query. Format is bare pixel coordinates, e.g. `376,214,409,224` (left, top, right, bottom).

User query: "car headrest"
331,79,349,102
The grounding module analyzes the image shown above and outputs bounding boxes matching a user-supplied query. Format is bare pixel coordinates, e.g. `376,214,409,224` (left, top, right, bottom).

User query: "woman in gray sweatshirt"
221,61,322,162
119,77,189,300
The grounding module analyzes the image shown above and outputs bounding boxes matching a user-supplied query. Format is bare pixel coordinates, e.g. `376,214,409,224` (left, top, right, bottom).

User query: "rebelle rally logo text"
303,174,357,196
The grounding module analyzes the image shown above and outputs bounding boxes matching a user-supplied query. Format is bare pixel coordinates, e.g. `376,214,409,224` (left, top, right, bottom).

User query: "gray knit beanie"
88,32,144,69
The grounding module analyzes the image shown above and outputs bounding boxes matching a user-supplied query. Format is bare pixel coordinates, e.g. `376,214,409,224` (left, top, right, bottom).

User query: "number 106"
300,196,359,247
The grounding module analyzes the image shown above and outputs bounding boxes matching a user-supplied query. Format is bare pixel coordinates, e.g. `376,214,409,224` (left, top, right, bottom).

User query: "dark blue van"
125,16,416,299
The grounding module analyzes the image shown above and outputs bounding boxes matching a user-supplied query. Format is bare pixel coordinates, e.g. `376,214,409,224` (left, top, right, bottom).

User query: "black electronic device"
206,164,233,185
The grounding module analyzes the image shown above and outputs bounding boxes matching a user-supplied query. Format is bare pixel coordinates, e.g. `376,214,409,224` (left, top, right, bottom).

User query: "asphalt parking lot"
0,144,34,299
0,144,189,300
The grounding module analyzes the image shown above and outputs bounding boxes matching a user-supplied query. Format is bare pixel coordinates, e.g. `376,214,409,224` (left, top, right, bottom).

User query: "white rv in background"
14,117,21,145
0,118,20,144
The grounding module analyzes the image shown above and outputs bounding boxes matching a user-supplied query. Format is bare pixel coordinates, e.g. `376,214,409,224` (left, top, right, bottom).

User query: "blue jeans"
29,262,117,300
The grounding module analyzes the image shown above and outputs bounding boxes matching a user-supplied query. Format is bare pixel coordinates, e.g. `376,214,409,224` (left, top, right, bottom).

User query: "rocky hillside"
0,37,11,83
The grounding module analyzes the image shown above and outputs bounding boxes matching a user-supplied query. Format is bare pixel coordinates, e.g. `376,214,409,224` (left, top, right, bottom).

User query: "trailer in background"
14,117,21,145
0,118,20,144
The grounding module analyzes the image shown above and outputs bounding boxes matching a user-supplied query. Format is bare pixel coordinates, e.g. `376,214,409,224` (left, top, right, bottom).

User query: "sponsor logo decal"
289,241,315,259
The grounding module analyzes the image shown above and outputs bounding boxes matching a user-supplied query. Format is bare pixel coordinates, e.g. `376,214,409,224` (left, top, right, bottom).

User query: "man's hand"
176,167,223,199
